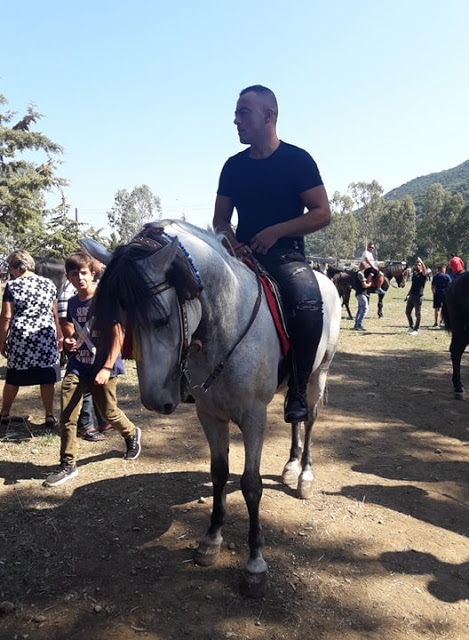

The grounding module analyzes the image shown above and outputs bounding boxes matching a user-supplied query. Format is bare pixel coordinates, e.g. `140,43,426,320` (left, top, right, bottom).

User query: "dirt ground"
0,285,468,640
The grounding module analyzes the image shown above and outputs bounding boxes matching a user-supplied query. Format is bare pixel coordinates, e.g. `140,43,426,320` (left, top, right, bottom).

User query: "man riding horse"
213,84,330,423
360,242,386,294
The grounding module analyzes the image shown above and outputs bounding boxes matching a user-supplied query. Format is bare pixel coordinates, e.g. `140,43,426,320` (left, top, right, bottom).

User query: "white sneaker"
409,330,419,336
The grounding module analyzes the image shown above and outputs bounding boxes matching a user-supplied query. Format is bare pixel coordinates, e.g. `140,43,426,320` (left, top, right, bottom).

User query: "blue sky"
2,0,468,235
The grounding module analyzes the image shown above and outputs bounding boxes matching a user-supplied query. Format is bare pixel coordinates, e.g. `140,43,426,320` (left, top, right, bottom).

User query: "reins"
129,225,264,392
200,257,263,391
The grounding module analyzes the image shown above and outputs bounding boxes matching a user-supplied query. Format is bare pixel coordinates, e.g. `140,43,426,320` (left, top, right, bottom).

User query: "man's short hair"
240,85,278,118
65,251,95,274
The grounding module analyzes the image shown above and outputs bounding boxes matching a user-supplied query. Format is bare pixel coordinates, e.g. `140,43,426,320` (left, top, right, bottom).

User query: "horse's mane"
34,256,66,289
93,220,242,356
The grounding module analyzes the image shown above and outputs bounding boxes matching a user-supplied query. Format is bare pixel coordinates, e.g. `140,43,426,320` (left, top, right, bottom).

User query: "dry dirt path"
0,285,468,639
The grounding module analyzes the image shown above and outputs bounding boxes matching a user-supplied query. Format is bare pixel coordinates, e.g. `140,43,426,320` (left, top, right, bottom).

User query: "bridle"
129,225,263,392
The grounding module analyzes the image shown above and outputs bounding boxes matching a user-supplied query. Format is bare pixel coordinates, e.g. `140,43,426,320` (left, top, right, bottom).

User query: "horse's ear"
80,238,113,266
148,236,179,273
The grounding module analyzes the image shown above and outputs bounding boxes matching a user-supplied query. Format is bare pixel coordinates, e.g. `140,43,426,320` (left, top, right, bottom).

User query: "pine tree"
0,93,66,237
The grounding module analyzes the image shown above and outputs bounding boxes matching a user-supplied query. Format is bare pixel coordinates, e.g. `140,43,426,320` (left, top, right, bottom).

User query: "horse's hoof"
240,570,267,598
282,462,301,487
454,391,465,400
296,480,313,500
193,541,221,567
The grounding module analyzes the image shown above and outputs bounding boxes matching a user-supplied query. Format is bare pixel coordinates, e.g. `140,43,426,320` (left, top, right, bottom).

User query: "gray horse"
83,220,341,596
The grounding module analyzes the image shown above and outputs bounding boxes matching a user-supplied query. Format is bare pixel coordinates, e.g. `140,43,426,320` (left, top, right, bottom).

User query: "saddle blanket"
242,258,290,356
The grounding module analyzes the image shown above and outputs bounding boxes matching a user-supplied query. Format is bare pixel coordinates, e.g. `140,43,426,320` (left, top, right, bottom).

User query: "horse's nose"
141,396,176,415
161,403,175,415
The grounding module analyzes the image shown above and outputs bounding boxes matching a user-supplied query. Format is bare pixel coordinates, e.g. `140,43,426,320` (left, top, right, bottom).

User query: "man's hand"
95,368,111,386
250,225,280,255
64,337,77,352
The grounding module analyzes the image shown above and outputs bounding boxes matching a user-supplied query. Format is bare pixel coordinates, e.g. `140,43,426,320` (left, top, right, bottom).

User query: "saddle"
241,257,290,356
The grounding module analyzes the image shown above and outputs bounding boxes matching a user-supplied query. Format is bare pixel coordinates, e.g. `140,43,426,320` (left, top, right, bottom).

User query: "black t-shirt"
217,141,323,256
409,272,427,297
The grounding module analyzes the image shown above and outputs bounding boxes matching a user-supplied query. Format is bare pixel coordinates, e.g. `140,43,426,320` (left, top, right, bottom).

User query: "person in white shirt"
360,242,385,294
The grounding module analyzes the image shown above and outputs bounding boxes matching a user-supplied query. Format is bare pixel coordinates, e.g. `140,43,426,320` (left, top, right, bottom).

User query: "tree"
309,191,358,264
0,93,66,236
377,196,416,261
451,204,469,259
439,192,464,255
349,180,384,248
416,183,465,266
42,194,108,258
107,184,162,245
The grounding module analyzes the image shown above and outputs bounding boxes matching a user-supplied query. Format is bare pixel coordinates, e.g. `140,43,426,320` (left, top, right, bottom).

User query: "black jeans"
257,251,323,376
406,294,423,330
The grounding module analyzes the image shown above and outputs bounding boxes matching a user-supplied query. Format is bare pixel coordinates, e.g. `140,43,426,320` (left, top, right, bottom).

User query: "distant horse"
84,220,341,596
34,256,66,289
441,272,469,399
382,262,408,288
327,266,389,319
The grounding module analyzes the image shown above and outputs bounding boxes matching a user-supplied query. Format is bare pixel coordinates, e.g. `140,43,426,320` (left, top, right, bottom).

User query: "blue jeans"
355,293,369,328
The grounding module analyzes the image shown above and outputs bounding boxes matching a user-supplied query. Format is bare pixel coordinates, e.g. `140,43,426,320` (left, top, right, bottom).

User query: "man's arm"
213,194,239,249
62,319,77,352
94,324,124,386
250,185,330,255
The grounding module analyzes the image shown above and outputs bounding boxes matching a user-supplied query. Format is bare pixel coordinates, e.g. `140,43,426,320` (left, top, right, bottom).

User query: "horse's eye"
153,316,169,329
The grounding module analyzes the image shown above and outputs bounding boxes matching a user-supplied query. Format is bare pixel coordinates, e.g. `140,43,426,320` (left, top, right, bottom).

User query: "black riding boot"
284,308,323,423
284,370,310,423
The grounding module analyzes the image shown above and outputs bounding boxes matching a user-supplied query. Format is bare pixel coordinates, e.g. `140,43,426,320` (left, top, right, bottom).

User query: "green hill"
384,158,469,209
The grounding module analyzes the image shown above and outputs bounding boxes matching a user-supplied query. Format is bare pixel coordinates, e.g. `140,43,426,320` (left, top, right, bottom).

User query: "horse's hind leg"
296,366,329,500
344,292,353,321
281,422,302,487
450,332,468,399
193,412,229,567
297,411,316,500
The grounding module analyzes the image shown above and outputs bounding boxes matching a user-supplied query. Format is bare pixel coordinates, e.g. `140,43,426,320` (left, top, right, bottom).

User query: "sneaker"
409,330,419,336
43,463,78,487
124,426,141,460
407,327,414,334
432,323,438,328
357,326,366,331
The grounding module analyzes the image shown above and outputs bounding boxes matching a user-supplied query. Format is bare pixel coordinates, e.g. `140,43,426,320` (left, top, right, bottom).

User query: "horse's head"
89,230,202,415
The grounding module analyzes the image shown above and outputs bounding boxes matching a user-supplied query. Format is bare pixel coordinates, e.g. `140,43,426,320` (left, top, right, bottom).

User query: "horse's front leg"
377,292,384,318
239,406,268,597
194,411,229,567
344,292,353,320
